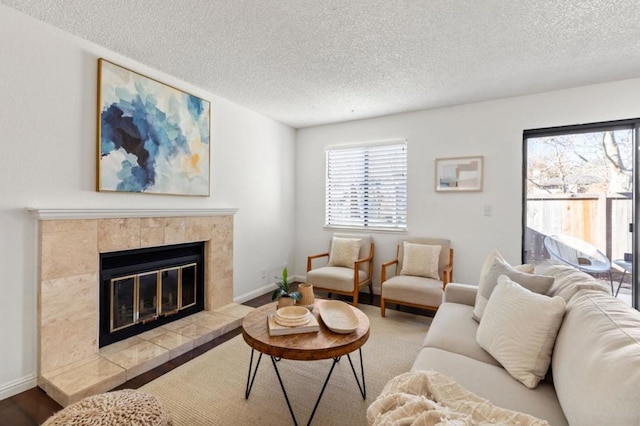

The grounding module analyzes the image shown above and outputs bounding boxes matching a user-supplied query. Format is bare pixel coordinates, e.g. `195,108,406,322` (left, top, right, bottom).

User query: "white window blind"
325,141,407,230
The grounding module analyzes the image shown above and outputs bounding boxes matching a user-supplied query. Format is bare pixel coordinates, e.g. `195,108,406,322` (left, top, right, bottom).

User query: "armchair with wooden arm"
306,233,375,307
380,238,453,317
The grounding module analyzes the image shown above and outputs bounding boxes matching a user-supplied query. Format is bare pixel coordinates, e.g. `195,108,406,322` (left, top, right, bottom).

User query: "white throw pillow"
477,249,533,281
476,276,566,389
327,237,361,268
473,252,554,322
400,242,441,279
513,263,535,274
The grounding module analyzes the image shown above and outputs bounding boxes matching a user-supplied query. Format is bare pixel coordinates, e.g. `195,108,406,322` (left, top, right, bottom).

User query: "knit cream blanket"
367,370,549,426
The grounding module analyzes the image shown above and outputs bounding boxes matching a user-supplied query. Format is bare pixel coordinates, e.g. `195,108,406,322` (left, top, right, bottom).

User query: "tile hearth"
39,303,254,407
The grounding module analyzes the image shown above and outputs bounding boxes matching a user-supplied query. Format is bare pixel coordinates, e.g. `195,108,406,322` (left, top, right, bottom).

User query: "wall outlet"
261,269,267,280
484,204,493,217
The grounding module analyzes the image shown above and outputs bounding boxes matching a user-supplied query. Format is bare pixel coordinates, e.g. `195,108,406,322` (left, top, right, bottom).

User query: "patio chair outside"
543,234,613,293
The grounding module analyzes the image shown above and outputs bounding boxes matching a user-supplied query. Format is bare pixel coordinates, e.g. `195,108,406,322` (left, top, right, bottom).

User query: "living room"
2,1,640,421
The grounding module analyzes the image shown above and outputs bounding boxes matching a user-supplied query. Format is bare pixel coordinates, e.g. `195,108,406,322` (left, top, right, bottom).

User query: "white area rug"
141,304,431,425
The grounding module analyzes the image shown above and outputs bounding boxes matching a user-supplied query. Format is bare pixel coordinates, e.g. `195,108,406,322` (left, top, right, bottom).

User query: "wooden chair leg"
353,289,359,307
381,297,386,317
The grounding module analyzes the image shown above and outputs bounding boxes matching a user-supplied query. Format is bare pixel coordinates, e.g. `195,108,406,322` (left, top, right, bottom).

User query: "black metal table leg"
271,355,299,426
245,349,263,399
248,349,366,426
306,357,340,425
346,348,366,399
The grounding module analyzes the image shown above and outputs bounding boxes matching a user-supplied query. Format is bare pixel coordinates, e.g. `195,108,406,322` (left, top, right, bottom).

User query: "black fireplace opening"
99,242,205,348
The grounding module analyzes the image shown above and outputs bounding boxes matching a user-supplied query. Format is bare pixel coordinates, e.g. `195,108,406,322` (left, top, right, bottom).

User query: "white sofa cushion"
327,236,360,268
535,261,610,302
400,242,441,279
412,347,567,425
473,254,554,321
477,276,566,389
443,283,478,306
422,302,500,367
552,289,640,425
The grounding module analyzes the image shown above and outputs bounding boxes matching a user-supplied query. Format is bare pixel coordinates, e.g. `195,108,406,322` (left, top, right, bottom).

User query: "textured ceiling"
3,1,640,128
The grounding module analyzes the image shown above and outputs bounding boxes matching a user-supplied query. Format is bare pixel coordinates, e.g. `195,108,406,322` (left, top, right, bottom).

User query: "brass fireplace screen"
111,263,197,332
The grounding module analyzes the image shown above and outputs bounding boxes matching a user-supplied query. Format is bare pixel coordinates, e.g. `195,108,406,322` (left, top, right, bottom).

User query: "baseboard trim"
234,283,276,304
232,278,380,305
0,374,37,401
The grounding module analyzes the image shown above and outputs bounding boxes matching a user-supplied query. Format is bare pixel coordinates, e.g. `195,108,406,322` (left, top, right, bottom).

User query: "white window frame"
325,139,407,231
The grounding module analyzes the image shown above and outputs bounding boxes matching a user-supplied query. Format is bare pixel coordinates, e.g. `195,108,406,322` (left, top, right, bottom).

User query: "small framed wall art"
97,58,211,196
435,156,484,192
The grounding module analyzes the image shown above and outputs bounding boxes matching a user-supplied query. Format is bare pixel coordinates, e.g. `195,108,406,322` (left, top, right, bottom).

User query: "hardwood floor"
0,285,432,425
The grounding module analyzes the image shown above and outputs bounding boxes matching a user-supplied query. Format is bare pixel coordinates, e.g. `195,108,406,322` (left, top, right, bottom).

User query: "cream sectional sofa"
411,261,640,425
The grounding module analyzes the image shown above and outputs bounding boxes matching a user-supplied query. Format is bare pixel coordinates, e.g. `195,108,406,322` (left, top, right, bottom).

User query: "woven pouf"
42,389,172,426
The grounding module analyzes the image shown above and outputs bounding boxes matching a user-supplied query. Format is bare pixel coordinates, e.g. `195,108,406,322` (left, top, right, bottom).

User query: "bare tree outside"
602,131,633,193
527,130,632,195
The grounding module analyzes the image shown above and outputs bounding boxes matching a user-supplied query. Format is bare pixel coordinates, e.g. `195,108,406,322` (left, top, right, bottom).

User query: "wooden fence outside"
525,194,632,263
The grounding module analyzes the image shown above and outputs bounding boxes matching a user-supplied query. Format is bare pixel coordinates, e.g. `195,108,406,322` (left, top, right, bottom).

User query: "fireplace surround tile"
164,226,188,244
140,217,166,228
98,336,147,356
40,272,98,373
216,303,256,319
99,218,141,228
140,328,195,359
140,227,165,247
40,273,97,325
40,228,98,281
41,356,127,407
156,316,193,331
98,218,141,252
167,322,218,348
41,219,97,234
190,311,239,337
100,340,171,381
39,354,99,392
35,210,239,406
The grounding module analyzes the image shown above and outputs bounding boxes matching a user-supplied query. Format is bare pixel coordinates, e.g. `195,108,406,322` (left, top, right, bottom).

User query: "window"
325,140,407,230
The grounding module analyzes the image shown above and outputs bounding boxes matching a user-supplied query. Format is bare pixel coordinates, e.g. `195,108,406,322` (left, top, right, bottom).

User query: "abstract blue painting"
98,59,210,196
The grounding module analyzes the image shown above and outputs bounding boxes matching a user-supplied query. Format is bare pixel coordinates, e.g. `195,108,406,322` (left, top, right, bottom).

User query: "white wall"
0,5,296,399
295,78,640,290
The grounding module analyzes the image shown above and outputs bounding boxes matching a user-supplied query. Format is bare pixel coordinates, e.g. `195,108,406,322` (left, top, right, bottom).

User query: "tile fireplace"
31,208,248,406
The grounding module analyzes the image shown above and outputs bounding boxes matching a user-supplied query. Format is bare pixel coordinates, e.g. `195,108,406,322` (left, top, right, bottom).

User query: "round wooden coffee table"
241,299,370,426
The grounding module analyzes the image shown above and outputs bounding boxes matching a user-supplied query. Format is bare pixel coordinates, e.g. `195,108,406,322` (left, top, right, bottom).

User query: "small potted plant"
271,266,301,308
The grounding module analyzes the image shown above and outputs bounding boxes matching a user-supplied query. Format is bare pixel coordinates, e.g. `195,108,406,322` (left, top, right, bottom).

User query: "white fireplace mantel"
28,207,238,220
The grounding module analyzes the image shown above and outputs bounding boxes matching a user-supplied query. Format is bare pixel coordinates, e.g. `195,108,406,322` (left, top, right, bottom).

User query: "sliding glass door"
523,119,639,309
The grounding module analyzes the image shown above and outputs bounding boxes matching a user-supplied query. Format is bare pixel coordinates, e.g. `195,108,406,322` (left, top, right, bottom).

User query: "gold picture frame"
97,58,211,196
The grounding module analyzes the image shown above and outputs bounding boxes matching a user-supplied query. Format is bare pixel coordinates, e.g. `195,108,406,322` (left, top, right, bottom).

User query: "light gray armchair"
306,233,374,307
380,237,453,316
